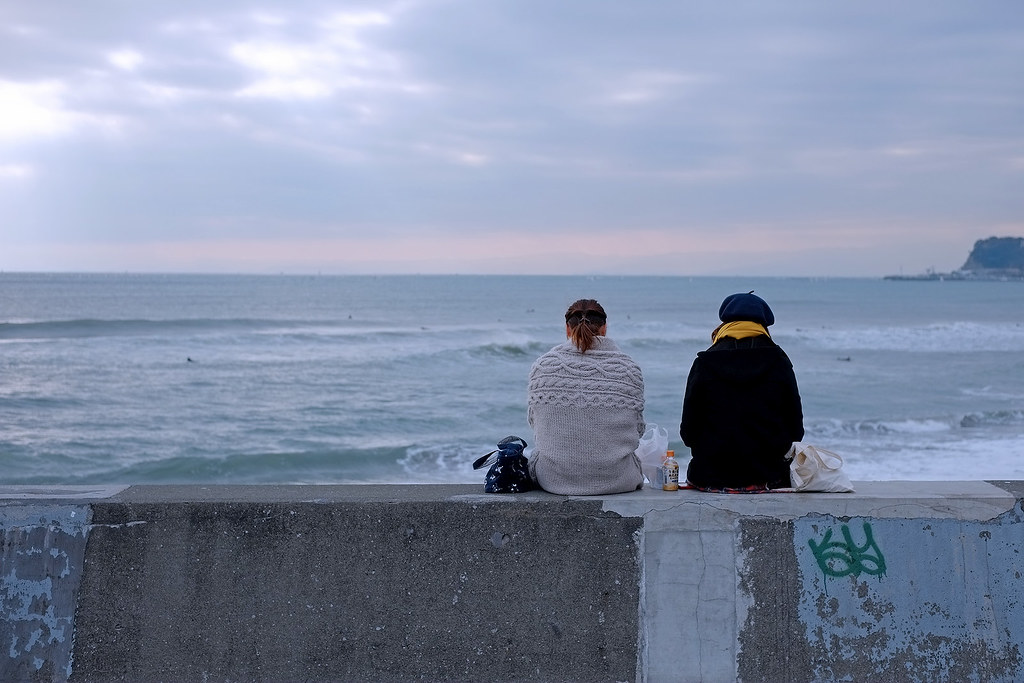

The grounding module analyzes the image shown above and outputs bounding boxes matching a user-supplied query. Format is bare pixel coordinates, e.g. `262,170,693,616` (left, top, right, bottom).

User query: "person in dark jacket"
680,292,804,490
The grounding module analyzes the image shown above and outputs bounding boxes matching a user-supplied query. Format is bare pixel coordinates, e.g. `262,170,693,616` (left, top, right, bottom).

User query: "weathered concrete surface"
3,482,1024,682
1,504,93,682
73,487,642,682
601,480,1023,683
790,511,1024,682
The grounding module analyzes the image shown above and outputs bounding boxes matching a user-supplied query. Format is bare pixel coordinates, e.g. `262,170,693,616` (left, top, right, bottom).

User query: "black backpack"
472,436,534,493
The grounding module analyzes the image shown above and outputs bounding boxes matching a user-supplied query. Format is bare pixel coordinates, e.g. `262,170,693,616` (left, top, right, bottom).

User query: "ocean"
2,272,1022,485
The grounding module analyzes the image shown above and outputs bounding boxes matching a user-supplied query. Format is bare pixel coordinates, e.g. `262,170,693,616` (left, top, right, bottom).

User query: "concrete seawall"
3,481,1024,682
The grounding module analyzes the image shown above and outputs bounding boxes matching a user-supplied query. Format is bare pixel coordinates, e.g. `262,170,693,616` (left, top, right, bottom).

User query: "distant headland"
885,236,1024,281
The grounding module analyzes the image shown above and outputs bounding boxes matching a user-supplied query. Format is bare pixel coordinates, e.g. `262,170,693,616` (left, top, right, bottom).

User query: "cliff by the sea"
885,236,1024,281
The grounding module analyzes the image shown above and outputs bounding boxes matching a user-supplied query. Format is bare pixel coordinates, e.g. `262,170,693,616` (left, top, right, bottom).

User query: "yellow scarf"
711,320,770,344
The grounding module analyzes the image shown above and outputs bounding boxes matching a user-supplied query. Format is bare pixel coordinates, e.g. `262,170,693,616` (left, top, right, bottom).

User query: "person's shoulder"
590,336,626,354
699,337,794,374
546,340,577,357
530,341,574,370
593,338,644,378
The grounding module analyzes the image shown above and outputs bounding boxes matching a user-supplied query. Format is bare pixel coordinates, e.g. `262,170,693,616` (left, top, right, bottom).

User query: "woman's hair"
564,299,607,353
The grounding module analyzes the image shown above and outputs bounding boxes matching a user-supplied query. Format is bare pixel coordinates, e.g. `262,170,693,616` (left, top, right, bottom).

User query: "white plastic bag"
636,423,670,485
787,442,855,493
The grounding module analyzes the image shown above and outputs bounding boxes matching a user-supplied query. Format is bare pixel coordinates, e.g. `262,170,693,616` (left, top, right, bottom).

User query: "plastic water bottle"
662,450,679,491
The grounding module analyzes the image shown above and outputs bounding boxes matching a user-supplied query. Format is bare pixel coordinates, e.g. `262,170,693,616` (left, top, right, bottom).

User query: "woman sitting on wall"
680,292,804,491
528,299,645,495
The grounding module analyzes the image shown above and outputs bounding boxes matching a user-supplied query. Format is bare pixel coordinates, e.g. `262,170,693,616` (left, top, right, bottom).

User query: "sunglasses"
566,311,607,325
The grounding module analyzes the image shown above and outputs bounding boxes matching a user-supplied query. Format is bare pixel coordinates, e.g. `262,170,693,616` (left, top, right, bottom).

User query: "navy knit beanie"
718,292,775,327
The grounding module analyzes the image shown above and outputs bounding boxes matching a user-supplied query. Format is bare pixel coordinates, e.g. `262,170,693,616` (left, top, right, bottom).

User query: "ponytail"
564,299,607,353
568,319,602,353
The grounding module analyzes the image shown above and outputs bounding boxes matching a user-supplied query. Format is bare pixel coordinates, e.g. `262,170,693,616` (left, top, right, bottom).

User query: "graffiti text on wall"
808,521,887,579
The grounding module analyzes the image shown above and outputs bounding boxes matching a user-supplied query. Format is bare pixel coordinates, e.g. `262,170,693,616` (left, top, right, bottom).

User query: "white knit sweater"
527,337,645,495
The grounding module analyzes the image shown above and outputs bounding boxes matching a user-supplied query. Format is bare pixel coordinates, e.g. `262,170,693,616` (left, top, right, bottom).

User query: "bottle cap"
666,450,674,458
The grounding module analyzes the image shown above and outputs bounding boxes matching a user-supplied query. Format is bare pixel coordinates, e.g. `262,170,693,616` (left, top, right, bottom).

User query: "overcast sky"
2,1,1022,276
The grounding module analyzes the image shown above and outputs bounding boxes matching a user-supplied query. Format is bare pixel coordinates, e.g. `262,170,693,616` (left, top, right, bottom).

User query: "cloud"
602,70,711,106
0,80,77,141
0,0,1022,275
108,48,144,71
227,9,426,101
0,163,35,179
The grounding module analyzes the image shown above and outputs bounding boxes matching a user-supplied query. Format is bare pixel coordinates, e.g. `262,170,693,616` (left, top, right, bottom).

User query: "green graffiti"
808,522,887,579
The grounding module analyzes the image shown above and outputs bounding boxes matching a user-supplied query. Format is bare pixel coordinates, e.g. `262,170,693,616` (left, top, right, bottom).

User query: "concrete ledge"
3,482,1024,682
